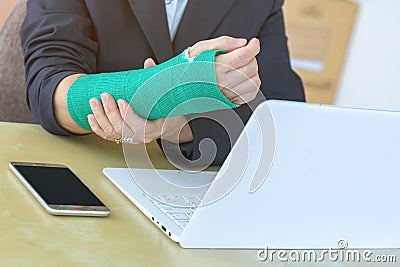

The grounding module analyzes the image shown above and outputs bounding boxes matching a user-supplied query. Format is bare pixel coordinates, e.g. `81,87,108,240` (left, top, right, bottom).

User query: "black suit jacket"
20,0,305,165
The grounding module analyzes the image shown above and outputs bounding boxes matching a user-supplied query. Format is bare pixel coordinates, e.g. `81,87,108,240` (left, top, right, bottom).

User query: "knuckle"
217,36,230,46
238,51,250,64
103,126,114,136
245,63,258,77
114,124,123,134
219,35,229,42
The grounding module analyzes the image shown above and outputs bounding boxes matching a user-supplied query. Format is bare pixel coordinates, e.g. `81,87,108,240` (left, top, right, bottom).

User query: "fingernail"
101,93,107,103
117,99,125,109
90,99,96,108
144,58,151,65
236,38,247,45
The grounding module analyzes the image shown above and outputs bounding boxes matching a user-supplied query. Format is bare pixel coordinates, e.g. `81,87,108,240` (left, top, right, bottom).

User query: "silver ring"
122,131,136,144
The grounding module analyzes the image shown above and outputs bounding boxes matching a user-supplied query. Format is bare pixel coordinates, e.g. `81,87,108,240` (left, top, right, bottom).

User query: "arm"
86,38,261,145
54,74,88,134
21,0,261,148
20,0,97,135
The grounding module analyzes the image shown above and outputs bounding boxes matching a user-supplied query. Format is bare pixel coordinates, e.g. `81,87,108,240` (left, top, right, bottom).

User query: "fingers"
101,93,125,134
189,36,247,57
219,73,261,104
218,58,259,90
117,99,161,144
228,74,261,105
89,96,121,141
115,101,136,143
88,93,161,144
117,100,142,144
216,38,260,69
214,38,261,105
88,113,108,139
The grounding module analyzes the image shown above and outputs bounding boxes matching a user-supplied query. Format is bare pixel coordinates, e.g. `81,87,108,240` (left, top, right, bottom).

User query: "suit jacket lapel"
173,0,237,54
128,0,173,63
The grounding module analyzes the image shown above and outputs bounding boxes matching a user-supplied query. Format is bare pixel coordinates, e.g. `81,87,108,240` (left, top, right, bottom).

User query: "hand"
119,58,193,144
87,36,254,143
87,59,193,144
188,36,261,105
215,38,261,105
187,35,248,57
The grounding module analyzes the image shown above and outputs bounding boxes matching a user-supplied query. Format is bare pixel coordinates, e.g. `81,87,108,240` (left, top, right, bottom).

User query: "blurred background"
283,0,400,111
1,0,399,123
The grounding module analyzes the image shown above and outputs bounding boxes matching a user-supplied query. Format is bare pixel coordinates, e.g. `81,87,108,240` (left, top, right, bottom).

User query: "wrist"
160,116,193,144
179,123,193,143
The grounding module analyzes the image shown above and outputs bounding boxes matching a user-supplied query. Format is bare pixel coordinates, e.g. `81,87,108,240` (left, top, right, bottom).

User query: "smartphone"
9,162,110,217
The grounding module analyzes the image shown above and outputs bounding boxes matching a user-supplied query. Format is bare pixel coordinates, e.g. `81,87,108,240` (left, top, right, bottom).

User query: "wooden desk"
2,122,399,267
0,122,265,267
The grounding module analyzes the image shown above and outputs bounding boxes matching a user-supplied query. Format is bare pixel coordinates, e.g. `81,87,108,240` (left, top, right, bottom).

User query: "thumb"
144,58,157,69
189,36,248,57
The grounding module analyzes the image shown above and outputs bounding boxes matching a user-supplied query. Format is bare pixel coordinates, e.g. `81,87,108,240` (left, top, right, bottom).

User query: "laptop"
103,100,400,249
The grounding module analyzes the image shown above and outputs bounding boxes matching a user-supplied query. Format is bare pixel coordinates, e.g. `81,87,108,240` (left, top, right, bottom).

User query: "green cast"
67,49,238,130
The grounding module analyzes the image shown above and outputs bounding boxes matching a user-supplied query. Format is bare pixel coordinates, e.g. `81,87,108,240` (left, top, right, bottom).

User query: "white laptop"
103,100,400,249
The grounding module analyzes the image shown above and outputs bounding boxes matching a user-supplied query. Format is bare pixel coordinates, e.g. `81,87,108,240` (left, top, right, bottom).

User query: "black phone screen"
14,165,105,206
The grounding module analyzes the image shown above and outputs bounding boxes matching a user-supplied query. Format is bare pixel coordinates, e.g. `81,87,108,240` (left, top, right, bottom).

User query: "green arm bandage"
67,49,239,130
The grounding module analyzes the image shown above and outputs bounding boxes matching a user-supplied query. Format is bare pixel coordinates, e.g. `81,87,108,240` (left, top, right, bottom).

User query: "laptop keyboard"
144,193,203,229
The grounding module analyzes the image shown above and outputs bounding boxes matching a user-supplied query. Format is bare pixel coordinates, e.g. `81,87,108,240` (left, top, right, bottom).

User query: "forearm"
21,0,98,135
53,74,89,134
179,123,193,143
54,73,194,143
67,49,237,131
161,115,193,144
54,74,194,145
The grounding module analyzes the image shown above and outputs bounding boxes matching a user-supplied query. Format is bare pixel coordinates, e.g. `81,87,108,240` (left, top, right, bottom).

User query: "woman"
20,0,304,166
